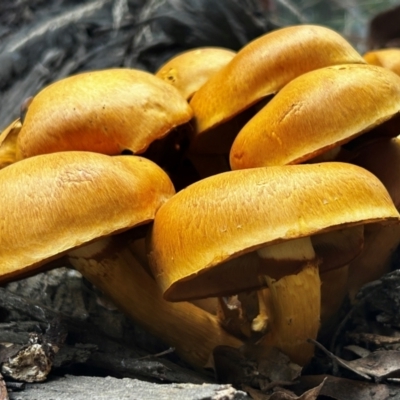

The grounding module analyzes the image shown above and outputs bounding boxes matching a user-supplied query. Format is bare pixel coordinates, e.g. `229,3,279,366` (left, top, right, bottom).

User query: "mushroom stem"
67,236,243,370
258,262,321,366
129,237,219,315
256,237,320,365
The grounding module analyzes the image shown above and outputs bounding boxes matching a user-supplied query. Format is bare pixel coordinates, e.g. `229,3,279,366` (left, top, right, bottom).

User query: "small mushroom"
156,47,236,100
155,47,237,181
147,162,399,365
0,151,241,370
230,64,400,170
364,48,400,76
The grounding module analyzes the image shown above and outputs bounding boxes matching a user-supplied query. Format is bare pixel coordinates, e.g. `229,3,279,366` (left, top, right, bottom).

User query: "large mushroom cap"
190,25,365,135
230,64,400,170
0,151,175,283
148,162,399,301
364,48,400,76
156,47,236,100
16,69,193,159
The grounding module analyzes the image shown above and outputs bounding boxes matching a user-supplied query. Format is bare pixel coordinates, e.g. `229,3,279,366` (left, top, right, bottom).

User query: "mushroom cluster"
1,24,400,378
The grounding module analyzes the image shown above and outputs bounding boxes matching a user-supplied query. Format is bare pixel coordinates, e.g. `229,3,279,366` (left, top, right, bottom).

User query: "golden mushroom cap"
190,24,365,135
156,47,236,100
148,162,399,301
16,68,193,159
364,48,400,76
0,118,21,169
230,64,400,170
0,151,175,283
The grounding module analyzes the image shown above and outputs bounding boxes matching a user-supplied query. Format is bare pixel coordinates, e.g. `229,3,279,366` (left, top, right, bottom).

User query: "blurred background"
1,0,400,131
268,0,400,50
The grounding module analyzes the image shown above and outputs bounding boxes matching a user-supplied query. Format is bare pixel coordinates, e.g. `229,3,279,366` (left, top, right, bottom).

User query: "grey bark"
8,375,250,400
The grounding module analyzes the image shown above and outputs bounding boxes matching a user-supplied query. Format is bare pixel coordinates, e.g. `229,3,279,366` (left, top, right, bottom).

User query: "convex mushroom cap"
0,151,175,282
230,64,400,170
364,48,400,76
156,47,236,100
16,68,193,160
190,24,365,137
148,162,399,301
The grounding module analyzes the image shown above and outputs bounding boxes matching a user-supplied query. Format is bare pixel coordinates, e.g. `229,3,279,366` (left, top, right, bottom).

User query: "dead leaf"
214,345,259,388
243,385,270,400
296,375,400,400
214,345,301,390
343,345,370,358
310,339,400,381
347,332,400,348
269,382,323,400
255,347,301,391
244,379,324,400
345,350,400,381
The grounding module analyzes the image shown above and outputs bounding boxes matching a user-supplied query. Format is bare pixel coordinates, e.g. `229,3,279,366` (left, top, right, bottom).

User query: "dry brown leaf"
297,375,400,399
214,345,301,389
244,379,324,400
310,339,400,381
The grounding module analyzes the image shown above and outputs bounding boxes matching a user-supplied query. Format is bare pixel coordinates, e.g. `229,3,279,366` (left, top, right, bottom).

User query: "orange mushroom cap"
16,69,193,160
230,64,400,170
148,162,399,302
364,48,400,76
190,25,365,136
0,151,175,283
156,47,236,100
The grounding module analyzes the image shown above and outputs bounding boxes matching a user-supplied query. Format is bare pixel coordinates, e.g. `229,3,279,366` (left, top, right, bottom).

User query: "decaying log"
0,270,210,384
